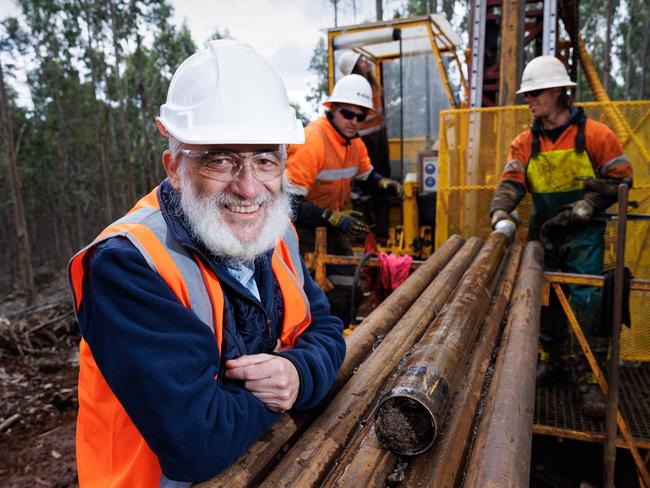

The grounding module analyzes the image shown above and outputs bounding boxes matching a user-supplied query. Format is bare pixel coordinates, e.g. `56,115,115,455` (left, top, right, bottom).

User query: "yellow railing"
436,101,650,360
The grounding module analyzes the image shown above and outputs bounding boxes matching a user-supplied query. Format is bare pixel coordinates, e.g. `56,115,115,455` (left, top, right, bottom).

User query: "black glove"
378,178,406,200
539,208,572,251
568,199,595,223
322,209,369,238
539,200,594,251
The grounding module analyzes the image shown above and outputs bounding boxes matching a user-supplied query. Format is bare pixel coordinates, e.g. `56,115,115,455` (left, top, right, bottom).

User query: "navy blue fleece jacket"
77,180,346,482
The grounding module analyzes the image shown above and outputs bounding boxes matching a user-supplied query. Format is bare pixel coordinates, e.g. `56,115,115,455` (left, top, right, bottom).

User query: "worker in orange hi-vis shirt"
285,75,404,254
285,74,404,324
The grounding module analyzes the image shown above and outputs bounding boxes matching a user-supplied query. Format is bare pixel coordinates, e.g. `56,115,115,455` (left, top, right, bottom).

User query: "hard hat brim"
322,99,376,112
159,119,305,145
516,79,576,94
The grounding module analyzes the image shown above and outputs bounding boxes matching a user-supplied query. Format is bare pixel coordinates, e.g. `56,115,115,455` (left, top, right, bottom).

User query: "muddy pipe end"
375,388,439,456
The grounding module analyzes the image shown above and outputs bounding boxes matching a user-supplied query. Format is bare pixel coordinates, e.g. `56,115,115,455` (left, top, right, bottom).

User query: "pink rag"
378,252,413,291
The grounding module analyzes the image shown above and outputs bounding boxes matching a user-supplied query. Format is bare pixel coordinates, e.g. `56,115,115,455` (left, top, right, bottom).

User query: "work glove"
582,178,619,199
538,200,594,251
322,209,369,238
490,209,509,229
539,208,572,251
568,199,595,223
378,178,406,200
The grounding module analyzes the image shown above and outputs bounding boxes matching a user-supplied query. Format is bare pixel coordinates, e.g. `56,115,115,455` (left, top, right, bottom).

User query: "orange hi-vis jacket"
68,187,311,487
286,116,373,211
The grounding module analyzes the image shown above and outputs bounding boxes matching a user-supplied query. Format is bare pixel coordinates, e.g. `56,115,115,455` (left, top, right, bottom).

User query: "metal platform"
533,363,650,449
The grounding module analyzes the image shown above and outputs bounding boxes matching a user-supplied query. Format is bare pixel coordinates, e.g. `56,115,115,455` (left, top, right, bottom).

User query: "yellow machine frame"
326,16,469,258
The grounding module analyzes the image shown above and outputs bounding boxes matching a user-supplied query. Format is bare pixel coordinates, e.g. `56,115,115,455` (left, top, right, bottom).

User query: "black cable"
394,28,403,178
350,252,378,323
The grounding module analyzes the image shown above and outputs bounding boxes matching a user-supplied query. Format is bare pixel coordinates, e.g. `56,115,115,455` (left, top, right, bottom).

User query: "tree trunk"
110,0,136,204
0,60,36,305
639,2,650,99
376,0,383,20
42,40,75,261
135,36,156,191
624,0,636,100
79,0,114,225
603,0,613,94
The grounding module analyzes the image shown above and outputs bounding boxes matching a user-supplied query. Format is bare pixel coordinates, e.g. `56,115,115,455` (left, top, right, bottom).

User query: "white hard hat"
338,50,362,76
158,40,304,145
517,55,576,94
323,74,374,111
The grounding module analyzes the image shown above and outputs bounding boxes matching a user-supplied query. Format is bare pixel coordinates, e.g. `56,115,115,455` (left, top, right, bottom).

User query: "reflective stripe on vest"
68,186,310,487
301,118,365,211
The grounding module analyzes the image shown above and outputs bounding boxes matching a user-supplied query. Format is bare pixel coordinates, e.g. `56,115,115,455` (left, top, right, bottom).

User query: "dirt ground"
0,276,78,488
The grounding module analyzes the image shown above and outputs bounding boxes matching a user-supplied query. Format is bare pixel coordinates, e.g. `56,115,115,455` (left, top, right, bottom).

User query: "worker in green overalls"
489,55,633,417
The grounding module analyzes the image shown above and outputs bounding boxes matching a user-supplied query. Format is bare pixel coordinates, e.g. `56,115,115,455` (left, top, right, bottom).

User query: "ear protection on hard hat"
157,40,304,145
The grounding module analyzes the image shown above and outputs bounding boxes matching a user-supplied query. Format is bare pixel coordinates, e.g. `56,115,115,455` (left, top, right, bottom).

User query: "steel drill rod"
463,241,544,488
258,238,483,488
198,235,464,488
402,240,523,487
327,242,523,488
323,420,396,488
604,183,629,488
374,231,510,455
342,234,464,386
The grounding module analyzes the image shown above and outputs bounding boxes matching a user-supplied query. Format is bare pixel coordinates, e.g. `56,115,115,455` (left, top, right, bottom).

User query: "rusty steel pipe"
342,234,464,381
604,183,629,488
327,243,523,488
258,238,483,487
198,235,464,488
374,232,510,455
402,241,524,487
323,422,396,488
463,241,544,488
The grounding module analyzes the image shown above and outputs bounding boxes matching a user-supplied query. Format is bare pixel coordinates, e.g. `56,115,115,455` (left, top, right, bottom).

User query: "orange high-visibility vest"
68,187,311,487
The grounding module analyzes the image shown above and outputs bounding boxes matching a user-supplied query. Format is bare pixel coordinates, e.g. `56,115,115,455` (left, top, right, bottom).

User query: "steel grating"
533,363,650,448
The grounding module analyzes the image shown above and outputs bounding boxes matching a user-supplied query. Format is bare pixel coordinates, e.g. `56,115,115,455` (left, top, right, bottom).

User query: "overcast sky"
169,0,336,117
0,0,384,117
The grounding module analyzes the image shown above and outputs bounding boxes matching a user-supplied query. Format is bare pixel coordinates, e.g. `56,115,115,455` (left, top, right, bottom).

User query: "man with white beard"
68,41,346,487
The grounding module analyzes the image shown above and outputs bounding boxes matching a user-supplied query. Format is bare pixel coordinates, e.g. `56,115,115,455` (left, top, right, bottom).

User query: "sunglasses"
338,108,368,123
523,88,548,98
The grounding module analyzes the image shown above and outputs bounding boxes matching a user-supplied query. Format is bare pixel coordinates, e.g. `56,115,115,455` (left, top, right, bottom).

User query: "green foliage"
0,0,203,276
576,0,649,101
306,37,328,112
205,27,231,46
290,102,311,126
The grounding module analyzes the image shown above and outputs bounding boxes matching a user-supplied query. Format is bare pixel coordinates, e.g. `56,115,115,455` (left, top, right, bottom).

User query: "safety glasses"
523,88,548,98
338,107,368,123
180,149,283,182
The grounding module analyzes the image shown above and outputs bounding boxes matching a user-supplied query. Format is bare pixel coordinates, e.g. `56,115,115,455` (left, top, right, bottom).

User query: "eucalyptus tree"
0,17,35,304
108,0,138,204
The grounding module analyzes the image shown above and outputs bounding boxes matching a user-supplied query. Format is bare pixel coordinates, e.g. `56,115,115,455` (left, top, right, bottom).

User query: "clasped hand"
224,341,299,413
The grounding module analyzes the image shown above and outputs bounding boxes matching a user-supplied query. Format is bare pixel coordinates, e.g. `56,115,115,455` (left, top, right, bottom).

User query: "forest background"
1,0,649,305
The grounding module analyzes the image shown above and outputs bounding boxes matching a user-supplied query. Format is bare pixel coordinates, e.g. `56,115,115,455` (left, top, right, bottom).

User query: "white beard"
178,175,293,263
